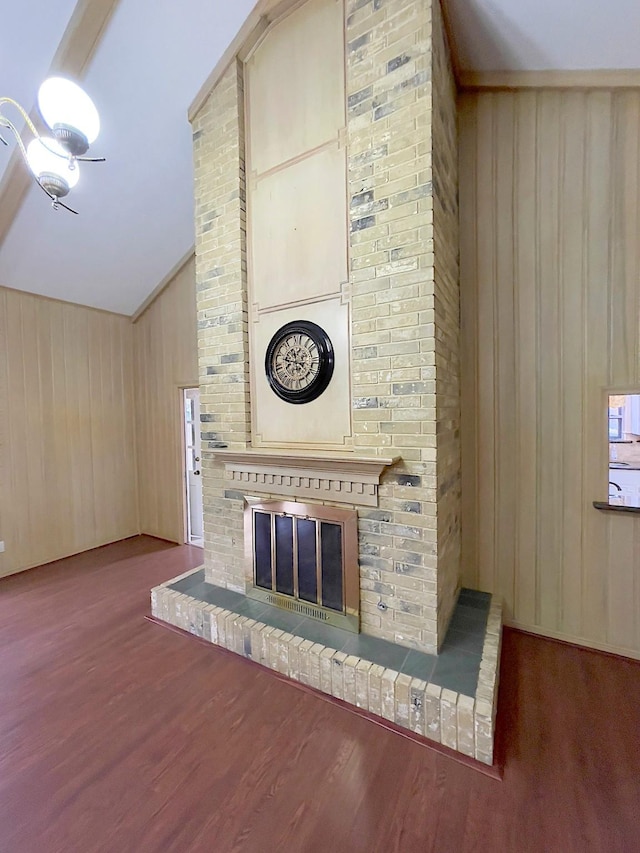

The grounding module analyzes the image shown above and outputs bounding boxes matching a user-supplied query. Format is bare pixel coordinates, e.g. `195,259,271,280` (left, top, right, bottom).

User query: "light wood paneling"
250,144,348,312
251,298,352,448
0,287,137,577
133,256,198,543
246,0,344,176
460,89,640,658
246,0,350,451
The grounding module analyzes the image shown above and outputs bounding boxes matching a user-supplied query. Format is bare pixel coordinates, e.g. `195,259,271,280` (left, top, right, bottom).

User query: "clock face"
265,320,334,404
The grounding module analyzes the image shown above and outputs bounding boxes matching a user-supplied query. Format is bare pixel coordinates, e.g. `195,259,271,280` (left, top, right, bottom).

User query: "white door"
183,388,203,546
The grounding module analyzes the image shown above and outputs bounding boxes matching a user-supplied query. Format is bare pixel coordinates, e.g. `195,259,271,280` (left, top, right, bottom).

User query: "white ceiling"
1,0,639,315
446,0,640,72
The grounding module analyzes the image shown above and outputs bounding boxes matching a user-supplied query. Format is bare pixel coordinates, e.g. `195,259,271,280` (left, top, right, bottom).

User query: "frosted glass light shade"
27,138,80,189
38,77,100,144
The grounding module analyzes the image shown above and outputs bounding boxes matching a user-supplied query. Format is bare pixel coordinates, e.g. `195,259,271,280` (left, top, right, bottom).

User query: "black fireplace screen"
246,500,359,631
254,511,343,612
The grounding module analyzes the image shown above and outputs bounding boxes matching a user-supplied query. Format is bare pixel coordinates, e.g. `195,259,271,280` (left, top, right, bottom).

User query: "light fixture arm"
0,96,40,136
0,97,38,165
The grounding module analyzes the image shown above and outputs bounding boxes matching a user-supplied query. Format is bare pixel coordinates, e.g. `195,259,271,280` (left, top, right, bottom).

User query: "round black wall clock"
265,320,334,404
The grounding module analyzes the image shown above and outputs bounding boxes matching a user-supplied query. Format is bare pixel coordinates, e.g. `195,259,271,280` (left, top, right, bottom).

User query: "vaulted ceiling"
1,0,639,315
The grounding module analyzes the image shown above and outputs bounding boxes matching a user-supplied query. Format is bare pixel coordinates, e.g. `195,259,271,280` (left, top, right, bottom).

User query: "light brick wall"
346,0,459,652
192,59,250,592
192,0,460,651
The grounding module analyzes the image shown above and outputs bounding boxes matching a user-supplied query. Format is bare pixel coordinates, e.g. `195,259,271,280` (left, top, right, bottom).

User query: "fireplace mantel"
213,448,401,507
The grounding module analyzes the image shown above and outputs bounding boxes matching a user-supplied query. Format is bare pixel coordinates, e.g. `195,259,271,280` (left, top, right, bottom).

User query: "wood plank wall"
133,256,198,544
459,90,640,659
0,287,138,577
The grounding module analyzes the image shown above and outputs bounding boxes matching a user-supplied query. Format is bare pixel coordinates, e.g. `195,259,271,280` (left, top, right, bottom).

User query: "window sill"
593,501,640,514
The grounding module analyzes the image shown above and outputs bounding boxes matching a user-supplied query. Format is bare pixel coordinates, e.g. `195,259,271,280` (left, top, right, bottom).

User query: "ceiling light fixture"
0,77,104,214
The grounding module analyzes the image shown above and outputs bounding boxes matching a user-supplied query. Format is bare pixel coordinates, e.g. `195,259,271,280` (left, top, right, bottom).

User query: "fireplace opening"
245,500,359,632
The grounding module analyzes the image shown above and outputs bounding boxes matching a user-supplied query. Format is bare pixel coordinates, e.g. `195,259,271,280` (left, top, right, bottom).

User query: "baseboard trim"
505,620,640,663
0,534,181,580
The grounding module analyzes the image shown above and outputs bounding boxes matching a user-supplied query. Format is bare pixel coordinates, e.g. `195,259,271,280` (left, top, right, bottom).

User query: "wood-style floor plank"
1,536,639,853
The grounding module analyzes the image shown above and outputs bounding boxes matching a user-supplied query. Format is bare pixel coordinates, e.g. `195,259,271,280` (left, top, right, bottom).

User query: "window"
609,405,624,440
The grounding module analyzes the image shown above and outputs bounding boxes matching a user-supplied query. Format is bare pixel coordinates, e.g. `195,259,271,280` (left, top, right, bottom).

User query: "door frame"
177,382,201,546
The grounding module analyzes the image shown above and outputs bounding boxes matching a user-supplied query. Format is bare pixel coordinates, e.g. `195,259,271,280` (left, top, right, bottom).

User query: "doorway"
183,388,203,547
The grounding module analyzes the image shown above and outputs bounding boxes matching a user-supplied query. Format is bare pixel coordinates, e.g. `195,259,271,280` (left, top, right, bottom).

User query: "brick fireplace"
152,0,502,764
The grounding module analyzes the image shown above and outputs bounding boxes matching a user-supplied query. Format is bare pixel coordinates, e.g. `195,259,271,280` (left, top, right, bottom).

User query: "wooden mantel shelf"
212,449,401,507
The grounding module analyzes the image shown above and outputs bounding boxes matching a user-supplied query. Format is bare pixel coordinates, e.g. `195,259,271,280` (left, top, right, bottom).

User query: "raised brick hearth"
152,568,501,764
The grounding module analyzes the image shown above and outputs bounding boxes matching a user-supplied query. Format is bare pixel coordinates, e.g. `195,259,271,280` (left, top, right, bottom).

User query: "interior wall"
133,255,198,543
459,89,640,659
0,287,138,577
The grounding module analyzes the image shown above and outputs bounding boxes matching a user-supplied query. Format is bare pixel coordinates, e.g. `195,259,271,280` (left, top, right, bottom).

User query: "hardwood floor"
1,536,638,853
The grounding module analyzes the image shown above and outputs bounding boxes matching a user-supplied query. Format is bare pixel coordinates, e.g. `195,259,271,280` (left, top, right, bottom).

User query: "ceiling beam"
0,0,120,250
